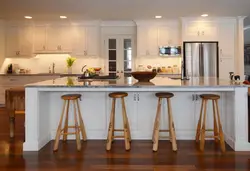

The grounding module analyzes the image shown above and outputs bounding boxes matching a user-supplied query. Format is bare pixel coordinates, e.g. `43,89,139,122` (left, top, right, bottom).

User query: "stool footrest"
113,136,125,138
114,129,124,132
62,132,78,135
205,135,219,138
159,136,170,139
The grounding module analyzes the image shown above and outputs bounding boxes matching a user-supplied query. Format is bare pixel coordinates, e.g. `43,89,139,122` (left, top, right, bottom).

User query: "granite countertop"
25,76,247,88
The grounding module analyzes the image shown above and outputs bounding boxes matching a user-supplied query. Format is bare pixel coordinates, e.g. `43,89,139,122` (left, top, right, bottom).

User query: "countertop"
25,76,247,88
0,73,82,76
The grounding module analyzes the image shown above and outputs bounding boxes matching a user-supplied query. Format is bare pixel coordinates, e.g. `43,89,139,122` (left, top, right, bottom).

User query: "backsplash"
0,54,104,74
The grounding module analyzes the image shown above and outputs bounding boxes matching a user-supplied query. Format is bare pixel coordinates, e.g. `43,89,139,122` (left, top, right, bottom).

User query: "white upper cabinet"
47,25,72,52
183,21,218,41
218,21,235,58
71,26,99,57
34,25,47,52
219,58,234,79
137,26,158,56
158,26,179,46
6,25,33,57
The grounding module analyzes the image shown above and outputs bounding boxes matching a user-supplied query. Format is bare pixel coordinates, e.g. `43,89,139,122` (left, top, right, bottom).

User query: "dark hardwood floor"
0,108,249,170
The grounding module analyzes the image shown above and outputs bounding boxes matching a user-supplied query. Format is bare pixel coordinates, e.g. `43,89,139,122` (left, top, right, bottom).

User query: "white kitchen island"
24,76,249,151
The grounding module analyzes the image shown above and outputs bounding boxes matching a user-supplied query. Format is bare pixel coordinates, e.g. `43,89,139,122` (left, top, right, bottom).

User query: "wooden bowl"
131,71,157,82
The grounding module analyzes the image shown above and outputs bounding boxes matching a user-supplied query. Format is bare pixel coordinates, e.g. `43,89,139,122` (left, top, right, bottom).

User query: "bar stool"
53,94,87,151
152,92,177,152
106,92,131,151
195,94,225,152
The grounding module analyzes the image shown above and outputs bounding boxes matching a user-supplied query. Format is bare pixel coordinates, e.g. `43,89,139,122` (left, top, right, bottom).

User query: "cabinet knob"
121,70,124,73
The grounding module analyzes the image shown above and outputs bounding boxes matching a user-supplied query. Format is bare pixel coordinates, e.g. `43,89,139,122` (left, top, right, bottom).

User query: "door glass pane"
124,50,132,61
124,61,132,72
109,61,116,71
124,39,131,49
109,50,116,60
109,39,116,49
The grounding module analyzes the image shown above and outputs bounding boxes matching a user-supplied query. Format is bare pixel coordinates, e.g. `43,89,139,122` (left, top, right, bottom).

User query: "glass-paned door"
106,35,134,77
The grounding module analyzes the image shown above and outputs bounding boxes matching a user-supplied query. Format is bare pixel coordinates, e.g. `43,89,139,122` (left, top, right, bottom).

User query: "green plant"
66,57,76,68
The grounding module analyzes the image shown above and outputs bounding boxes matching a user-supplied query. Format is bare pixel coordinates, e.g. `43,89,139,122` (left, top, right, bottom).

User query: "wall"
244,29,250,45
0,20,5,67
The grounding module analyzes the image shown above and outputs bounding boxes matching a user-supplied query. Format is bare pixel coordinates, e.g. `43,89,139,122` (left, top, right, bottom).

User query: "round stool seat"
200,94,220,100
61,94,81,100
155,92,174,98
109,92,128,98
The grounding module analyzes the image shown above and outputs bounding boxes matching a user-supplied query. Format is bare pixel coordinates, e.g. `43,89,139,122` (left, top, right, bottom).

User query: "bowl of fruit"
131,71,157,82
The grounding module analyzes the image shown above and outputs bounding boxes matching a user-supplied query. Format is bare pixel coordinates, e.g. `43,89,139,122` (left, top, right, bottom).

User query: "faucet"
81,65,87,73
52,63,55,73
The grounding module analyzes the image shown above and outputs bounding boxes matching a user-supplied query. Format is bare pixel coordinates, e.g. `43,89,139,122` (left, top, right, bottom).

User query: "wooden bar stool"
152,92,177,152
106,92,131,151
195,94,225,152
53,94,87,151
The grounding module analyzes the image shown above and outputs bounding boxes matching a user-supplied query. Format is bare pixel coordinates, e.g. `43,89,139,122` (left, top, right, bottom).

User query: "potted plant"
66,56,76,74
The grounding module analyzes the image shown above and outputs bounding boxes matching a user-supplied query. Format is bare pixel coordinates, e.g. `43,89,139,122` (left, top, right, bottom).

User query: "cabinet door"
6,26,19,57
47,26,60,51
200,23,218,41
147,27,158,56
219,58,234,79
34,25,47,52
72,26,86,55
59,25,72,51
158,26,180,46
137,26,148,56
218,22,235,58
19,26,33,56
183,22,199,41
85,26,99,56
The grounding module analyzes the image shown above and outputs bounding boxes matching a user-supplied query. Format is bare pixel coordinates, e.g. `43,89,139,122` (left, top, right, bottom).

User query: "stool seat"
109,92,128,98
61,94,81,100
200,94,220,100
155,92,174,98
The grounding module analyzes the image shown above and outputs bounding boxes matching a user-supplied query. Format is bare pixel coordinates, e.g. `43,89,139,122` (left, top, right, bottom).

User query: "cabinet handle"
86,50,88,56
202,31,204,35
16,51,18,55
134,94,136,101
137,94,139,101
197,31,200,36
43,46,45,50
192,94,194,101
196,94,198,101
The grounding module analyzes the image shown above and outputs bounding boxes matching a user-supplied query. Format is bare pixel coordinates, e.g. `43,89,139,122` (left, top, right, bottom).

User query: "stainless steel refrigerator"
183,42,219,77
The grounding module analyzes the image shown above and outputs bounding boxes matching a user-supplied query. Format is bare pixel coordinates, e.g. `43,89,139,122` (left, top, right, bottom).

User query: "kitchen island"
24,76,249,151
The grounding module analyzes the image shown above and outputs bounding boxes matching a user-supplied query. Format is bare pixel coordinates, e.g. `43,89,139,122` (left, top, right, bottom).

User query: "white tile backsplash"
0,54,105,74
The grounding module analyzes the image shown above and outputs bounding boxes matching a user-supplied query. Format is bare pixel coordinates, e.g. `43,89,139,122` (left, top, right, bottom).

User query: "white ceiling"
0,0,250,21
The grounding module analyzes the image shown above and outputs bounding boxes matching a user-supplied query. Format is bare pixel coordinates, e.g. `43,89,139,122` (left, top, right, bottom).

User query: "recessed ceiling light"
60,16,67,19
201,14,208,17
24,16,32,19
155,16,162,19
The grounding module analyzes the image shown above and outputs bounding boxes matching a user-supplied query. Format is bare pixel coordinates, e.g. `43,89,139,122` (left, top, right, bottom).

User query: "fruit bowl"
131,71,157,82
94,67,101,72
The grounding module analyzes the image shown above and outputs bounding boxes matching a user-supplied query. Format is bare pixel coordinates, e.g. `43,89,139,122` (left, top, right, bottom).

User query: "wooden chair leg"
76,99,87,141
200,100,207,151
106,98,115,151
73,100,81,151
122,98,131,142
121,98,130,151
196,99,204,142
9,109,15,138
212,100,219,143
63,100,70,141
167,98,177,152
215,100,226,152
53,100,66,151
153,98,162,152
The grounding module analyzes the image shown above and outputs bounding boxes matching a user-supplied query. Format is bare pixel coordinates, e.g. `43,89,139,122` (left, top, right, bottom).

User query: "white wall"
0,20,5,67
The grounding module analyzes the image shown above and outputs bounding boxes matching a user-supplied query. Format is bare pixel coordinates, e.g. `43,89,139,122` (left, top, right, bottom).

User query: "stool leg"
73,100,81,151
63,100,70,141
196,99,204,142
167,98,177,152
121,97,130,150
106,98,116,151
53,100,67,151
153,98,162,152
212,100,219,143
215,100,226,152
200,100,207,151
76,99,87,141
122,98,131,142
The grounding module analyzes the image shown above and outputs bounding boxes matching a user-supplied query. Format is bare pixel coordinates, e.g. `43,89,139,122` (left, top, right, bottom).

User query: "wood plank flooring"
0,108,249,170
